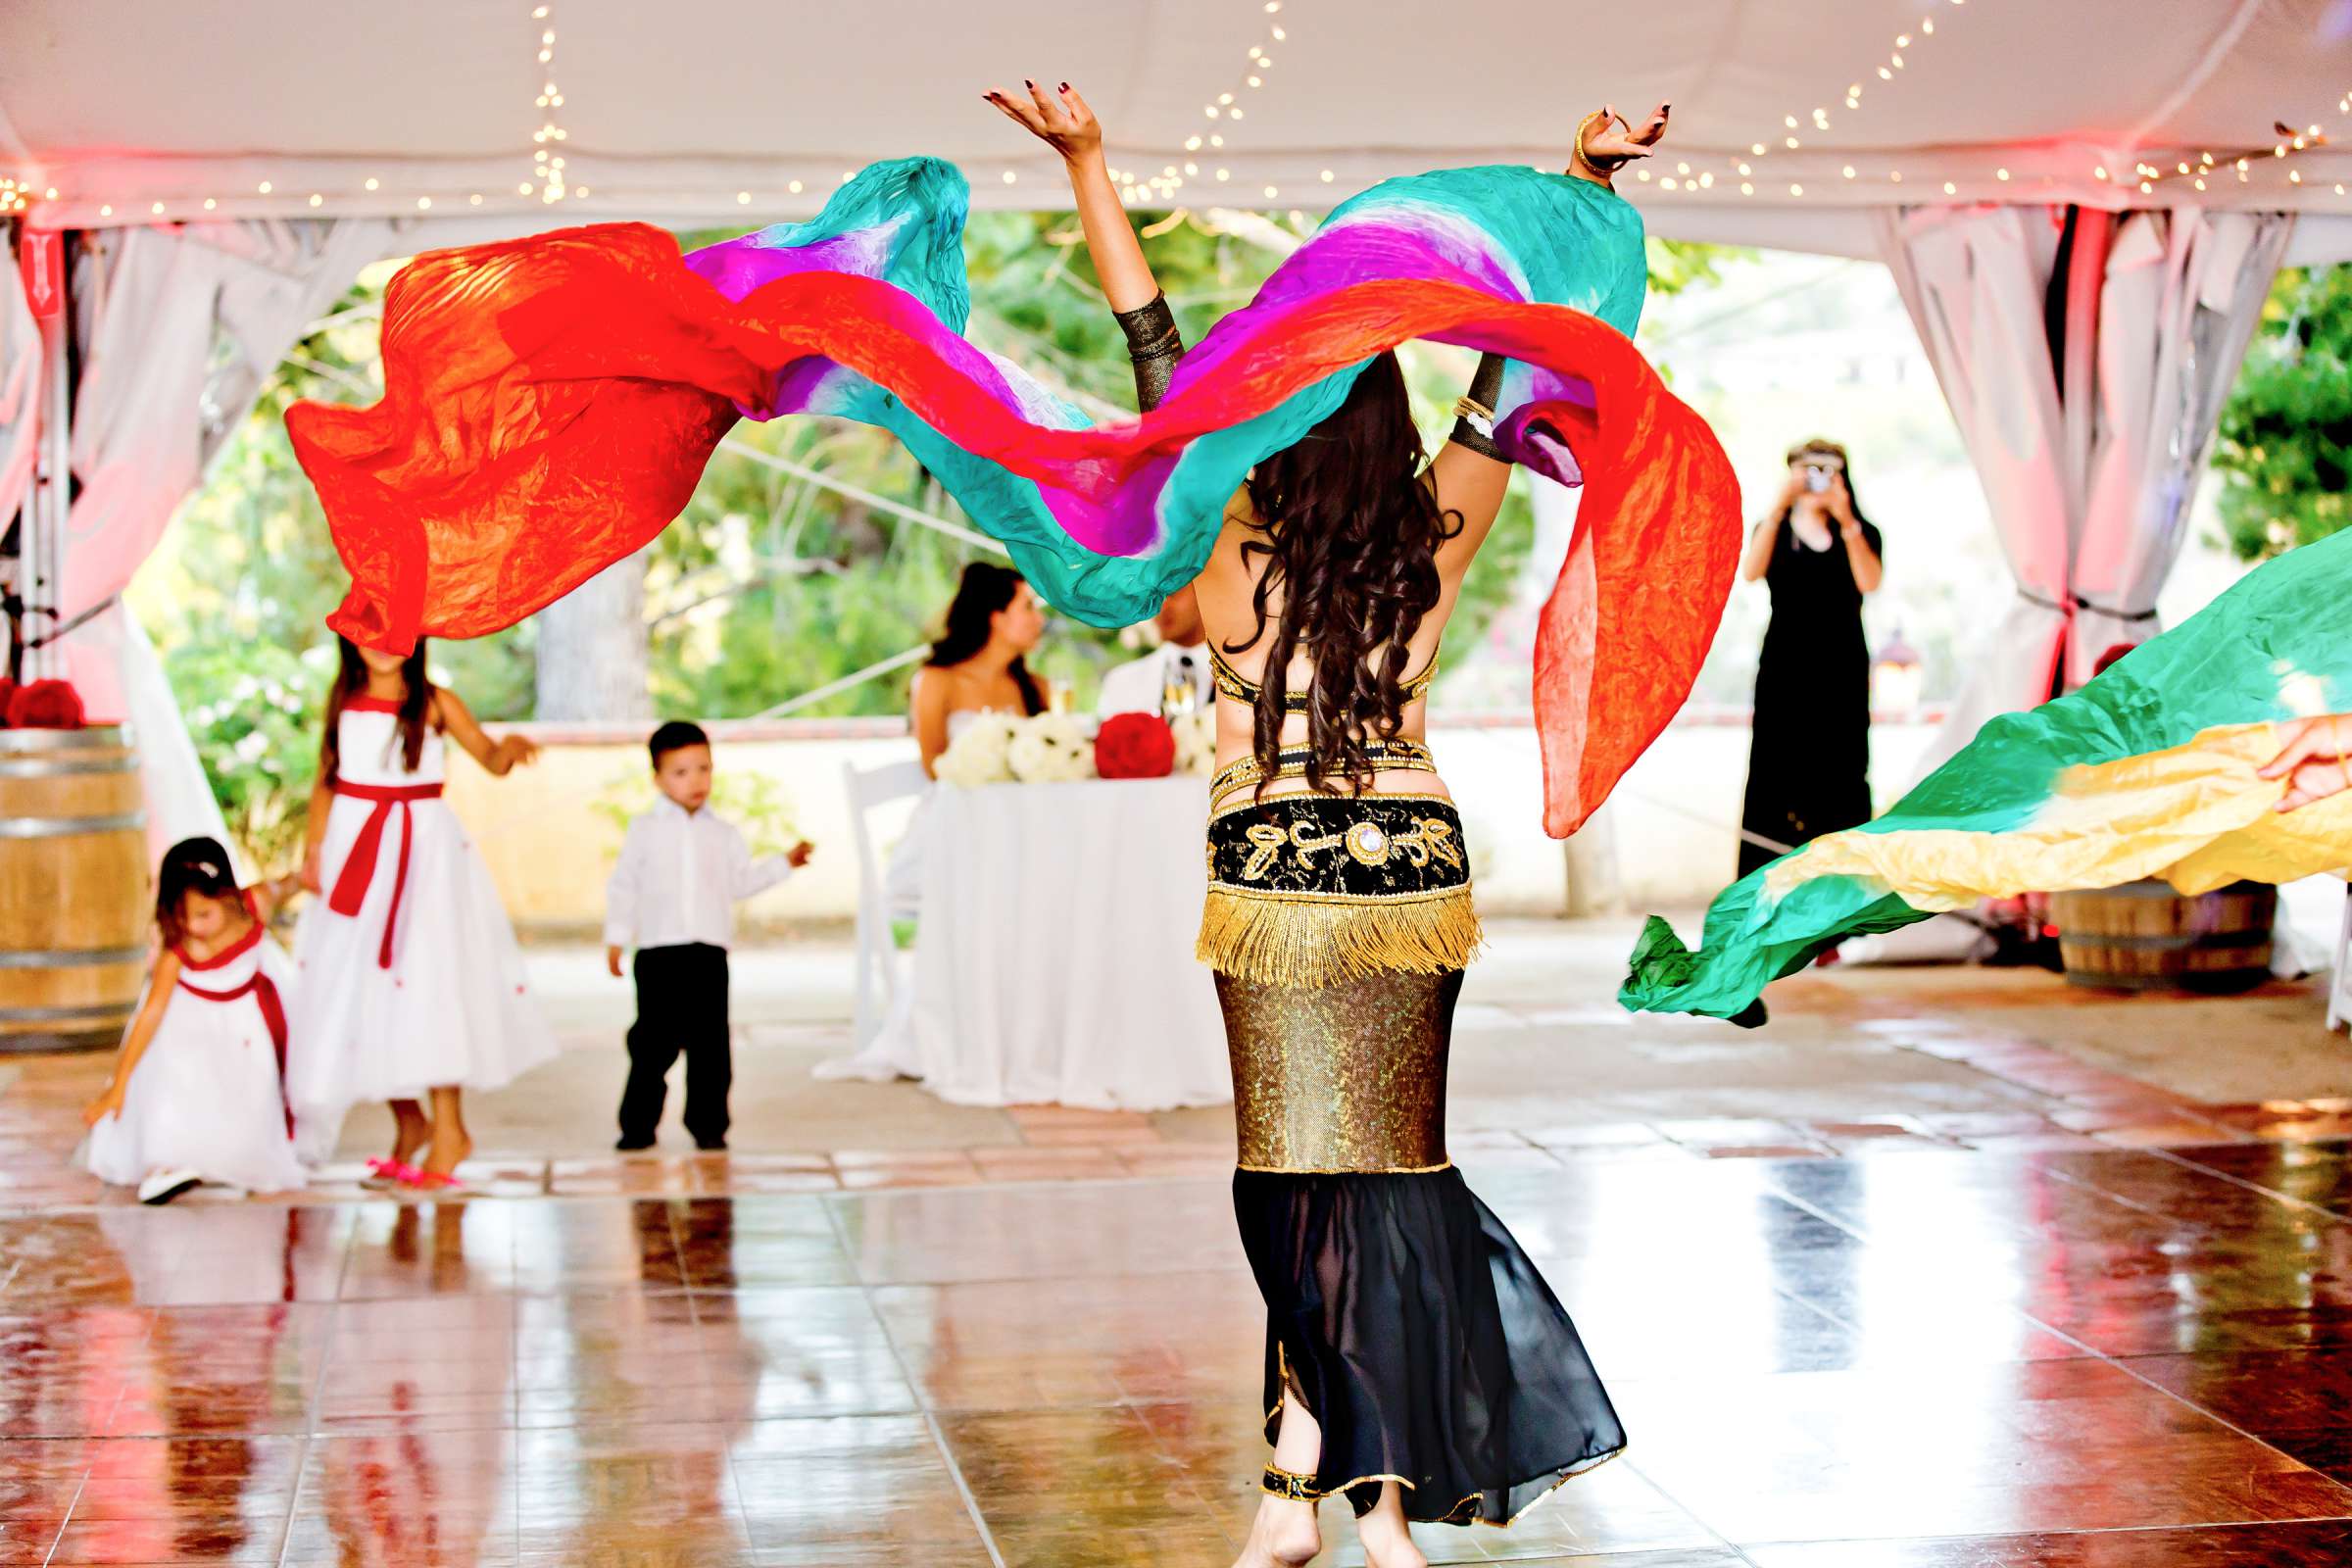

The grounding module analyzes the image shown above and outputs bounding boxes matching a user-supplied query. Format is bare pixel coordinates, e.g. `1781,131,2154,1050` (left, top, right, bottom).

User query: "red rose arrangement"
5,678,86,730
1095,711,1176,779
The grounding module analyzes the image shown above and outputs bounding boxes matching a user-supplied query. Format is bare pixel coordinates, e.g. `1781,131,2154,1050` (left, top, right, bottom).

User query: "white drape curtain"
51,217,391,862
1875,206,2073,781
1876,203,2291,781
2071,211,2291,676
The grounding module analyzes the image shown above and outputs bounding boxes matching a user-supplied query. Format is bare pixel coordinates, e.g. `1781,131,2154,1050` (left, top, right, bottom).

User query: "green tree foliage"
2211,264,2352,561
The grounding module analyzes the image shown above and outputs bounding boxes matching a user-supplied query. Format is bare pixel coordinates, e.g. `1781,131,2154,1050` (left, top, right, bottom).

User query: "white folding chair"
844,759,930,1050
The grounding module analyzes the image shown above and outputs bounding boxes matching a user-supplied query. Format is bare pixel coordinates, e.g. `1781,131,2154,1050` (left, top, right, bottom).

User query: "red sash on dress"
328,781,444,969
176,921,294,1138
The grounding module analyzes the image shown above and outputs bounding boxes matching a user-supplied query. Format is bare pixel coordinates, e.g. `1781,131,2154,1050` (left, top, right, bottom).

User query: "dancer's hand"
2259,713,2352,811
298,850,322,896
787,840,815,869
606,944,625,978
494,734,541,770
984,79,1102,165
83,1083,124,1126
1583,102,1670,165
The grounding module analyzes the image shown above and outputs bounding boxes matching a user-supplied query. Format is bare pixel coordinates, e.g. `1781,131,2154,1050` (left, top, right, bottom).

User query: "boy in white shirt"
606,721,812,1152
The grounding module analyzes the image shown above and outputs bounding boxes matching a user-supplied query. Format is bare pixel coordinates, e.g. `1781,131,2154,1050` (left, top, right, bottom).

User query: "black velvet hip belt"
1198,793,1483,989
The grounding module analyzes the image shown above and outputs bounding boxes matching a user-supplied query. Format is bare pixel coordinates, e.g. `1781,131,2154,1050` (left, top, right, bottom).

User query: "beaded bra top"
1204,642,1446,809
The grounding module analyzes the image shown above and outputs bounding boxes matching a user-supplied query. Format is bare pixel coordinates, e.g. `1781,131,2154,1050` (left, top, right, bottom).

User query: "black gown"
1739,515,1881,879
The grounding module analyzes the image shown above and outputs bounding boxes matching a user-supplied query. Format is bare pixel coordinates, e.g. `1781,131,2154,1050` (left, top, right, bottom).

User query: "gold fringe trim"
1199,885,1483,988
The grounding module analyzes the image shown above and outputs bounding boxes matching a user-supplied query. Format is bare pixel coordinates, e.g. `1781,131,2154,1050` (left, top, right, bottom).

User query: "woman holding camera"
1737,439,1884,877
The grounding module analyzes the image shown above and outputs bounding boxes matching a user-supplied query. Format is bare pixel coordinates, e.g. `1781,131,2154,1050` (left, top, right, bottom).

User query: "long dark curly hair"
1227,352,1460,796
926,563,1045,715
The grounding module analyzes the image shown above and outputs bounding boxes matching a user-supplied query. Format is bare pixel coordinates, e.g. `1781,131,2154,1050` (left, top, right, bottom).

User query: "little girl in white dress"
82,837,306,1203
286,636,557,1188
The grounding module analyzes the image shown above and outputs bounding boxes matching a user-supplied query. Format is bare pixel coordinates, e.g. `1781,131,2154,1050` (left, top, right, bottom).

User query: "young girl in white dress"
287,636,557,1189
82,837,306,1203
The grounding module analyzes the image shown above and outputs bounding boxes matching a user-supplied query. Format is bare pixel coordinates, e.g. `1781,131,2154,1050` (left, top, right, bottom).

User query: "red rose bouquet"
1095,711,1176,779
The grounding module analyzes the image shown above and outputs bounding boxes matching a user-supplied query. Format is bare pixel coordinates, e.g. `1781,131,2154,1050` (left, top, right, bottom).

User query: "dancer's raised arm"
1430,101,1670,577
986,79,1183,411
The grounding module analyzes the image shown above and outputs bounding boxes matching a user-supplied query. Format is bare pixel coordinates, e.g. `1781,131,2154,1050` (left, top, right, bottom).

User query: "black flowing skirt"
1233,1166,1627,1524
1202,795,1626,1527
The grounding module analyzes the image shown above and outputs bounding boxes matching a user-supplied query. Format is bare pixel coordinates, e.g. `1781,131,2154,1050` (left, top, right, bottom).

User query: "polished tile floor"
7,1136,2352,1565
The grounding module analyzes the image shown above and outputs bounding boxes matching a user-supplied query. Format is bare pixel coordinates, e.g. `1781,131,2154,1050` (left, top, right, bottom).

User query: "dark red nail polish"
1060,82,1070,92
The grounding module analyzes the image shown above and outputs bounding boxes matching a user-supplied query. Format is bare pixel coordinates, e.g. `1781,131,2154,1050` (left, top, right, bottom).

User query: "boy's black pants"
620,943,731,1146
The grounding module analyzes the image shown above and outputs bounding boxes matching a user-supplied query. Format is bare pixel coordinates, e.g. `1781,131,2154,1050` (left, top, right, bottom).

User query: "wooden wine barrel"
2051,879,2276,994
0,726,149,1053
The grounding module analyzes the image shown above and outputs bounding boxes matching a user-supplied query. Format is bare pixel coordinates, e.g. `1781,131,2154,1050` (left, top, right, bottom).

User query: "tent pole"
23,232,71,685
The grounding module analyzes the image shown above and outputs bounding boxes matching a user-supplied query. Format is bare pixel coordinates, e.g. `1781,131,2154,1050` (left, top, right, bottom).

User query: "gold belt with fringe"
1198,792,1482,989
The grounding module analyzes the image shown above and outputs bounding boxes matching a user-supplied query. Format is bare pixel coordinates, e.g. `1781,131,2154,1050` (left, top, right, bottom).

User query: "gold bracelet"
1452,395,1494,423
1573,109,1626,177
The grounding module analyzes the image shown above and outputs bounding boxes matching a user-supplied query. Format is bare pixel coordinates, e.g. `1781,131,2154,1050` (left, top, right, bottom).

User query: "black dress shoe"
614,1137,655,1152
694,1139,728,1153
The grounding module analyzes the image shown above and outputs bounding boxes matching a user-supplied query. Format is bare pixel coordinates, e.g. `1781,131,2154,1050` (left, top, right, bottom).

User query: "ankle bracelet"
1261,1464,1320,1501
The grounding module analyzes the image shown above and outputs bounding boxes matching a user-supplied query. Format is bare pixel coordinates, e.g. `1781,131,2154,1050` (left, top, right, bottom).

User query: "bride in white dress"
826,564,1048,1083
882,562,1050,914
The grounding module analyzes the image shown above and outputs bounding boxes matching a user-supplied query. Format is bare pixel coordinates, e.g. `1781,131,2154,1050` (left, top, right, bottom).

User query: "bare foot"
389,1102,429,1166
1354,1494,1426,1568
420,1126,472,1181
1232,1494,1319,1567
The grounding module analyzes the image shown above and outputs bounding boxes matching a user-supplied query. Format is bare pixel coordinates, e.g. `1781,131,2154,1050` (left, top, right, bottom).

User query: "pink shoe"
364,1156,424,1189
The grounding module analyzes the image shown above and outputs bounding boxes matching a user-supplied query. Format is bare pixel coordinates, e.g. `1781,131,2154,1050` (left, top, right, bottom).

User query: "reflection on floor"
7,1138,2352,1565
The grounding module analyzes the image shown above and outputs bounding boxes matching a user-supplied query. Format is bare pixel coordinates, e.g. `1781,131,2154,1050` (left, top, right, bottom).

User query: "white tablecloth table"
841,774,1232,1109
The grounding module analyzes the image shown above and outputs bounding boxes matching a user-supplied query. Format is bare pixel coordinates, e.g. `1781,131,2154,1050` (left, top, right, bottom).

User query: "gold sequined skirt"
1217,967,1458,1173
1200,794,1483,1174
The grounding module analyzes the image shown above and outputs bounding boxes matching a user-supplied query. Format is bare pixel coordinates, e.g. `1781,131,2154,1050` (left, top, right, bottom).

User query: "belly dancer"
991,81,1665,1568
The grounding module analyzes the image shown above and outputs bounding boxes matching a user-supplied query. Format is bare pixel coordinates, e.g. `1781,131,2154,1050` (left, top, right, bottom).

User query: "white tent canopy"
6,0,2352,248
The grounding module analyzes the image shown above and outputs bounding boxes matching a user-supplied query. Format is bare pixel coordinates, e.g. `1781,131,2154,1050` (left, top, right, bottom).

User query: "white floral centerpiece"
1171,710,1217,777
1006,712,1098,783
934,712,1021,788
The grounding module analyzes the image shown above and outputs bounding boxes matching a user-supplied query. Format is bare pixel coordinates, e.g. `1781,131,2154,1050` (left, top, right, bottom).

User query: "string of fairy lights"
1629,0,2344,205
1633,0,1969,198
1099,0,1339,210
1,0,2348,224
529,4,576,205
